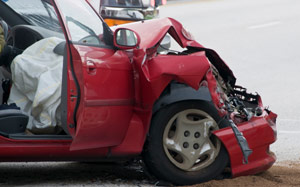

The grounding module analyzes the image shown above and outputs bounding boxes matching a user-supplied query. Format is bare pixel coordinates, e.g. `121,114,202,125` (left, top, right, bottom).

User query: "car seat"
0,107,28,135
0,69,28,135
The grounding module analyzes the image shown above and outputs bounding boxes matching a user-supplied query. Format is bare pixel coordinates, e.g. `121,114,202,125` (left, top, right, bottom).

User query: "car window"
4,0,62,33
56,0,111,47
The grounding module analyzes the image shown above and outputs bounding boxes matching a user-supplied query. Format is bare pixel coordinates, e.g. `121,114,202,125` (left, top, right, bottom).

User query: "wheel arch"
152,82,212,115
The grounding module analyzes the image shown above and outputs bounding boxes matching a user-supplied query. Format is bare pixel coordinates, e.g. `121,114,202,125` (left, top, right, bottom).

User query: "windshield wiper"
66,16,97,37
42,0,54,25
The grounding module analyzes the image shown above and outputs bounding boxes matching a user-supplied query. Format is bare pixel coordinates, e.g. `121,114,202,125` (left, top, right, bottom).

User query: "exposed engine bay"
212,66,255,116
211,65,264,123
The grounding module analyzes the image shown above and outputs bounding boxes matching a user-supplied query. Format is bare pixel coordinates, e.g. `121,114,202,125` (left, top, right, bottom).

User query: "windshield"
4,0,62,32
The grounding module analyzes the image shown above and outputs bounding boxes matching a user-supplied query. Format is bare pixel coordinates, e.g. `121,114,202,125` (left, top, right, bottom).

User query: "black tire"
143,100,229,186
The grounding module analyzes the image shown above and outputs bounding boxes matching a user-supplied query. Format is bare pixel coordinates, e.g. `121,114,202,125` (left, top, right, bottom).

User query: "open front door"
54,0,134,151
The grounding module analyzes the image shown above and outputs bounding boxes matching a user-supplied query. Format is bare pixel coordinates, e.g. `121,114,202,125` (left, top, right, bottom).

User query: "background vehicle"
88,0,167,26
88,0,171,51
0,0,277,185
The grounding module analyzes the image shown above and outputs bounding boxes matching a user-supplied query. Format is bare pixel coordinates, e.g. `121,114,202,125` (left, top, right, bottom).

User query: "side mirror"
114,28,140,50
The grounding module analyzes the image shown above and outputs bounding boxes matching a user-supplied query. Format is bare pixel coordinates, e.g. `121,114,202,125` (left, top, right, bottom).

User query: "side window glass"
56,0,108,47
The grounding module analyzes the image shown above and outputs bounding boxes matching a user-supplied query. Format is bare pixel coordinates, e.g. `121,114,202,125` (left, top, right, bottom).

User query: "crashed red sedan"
0,0,277,185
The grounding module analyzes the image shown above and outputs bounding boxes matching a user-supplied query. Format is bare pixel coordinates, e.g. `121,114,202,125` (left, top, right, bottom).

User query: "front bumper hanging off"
213,110,277,177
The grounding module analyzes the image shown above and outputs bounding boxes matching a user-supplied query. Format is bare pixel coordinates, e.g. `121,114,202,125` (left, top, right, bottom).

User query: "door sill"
8,133,72,140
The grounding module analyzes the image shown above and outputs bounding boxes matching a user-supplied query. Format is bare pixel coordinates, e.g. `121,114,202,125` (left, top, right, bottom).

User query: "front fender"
135,51,211,108
142,52,211,90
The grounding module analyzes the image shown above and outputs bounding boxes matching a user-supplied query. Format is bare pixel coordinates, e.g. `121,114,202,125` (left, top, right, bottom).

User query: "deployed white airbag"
8,37,64,134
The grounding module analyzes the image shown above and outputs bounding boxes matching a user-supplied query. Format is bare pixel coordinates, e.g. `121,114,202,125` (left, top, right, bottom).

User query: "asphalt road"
1,0,300,186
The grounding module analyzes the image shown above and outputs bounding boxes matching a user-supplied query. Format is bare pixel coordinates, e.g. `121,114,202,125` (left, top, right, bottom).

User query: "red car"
0,0,277,185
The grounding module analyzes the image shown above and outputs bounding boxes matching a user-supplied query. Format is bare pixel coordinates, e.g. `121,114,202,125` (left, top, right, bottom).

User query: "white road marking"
278,131,300,134
277,119,300,122
248,21,281,29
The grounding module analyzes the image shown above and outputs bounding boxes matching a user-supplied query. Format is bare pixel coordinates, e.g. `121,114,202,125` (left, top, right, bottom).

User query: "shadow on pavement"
0,161,155,186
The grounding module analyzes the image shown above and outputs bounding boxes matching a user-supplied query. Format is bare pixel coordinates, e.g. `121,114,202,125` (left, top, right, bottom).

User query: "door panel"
70,45,134,150
53,0,134,151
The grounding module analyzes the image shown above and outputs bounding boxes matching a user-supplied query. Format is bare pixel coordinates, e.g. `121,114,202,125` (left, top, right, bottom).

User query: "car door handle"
86,60,97,75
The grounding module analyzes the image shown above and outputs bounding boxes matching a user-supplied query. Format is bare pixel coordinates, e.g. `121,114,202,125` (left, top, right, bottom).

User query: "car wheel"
143,101,229,185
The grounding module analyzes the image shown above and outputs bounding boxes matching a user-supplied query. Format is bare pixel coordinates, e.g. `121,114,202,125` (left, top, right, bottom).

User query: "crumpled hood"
112,17,202,49
113,17,236,84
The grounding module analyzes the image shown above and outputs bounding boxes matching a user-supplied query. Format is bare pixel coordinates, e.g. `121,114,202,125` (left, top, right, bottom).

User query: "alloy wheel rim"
163,109,221,172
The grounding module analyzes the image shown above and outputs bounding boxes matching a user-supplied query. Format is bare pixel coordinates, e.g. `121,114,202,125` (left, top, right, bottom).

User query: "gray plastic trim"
60,44,69,135
152,83,212,114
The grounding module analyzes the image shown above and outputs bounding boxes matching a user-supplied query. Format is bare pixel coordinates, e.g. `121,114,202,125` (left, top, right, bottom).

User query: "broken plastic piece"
228,119,253,164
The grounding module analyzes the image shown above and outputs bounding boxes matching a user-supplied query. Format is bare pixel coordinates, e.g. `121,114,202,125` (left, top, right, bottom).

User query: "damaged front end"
206,64,277,176
116,17,277,176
